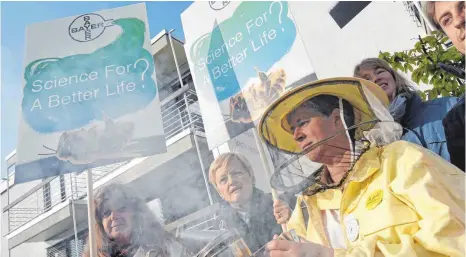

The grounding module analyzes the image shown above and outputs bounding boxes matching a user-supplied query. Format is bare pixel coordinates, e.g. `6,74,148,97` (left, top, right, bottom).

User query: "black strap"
301,198,310,230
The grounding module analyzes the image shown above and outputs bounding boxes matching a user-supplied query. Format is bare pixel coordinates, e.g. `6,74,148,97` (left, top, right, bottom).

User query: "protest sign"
181,1,316,150
16,3,166,183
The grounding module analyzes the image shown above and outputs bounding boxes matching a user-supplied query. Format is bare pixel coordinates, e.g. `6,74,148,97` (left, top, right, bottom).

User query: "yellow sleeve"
337,143,465,257
286,195,308,239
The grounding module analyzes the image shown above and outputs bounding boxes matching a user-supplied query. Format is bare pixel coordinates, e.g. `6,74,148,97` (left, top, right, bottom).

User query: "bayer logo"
68,13,113,42
209,1,230,10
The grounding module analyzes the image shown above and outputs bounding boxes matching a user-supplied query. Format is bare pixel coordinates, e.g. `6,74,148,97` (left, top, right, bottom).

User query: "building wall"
10,241,47,257
289,1,426,80
1,176,68,257
1,230,8,257
8,219,89,257
2,179,45,239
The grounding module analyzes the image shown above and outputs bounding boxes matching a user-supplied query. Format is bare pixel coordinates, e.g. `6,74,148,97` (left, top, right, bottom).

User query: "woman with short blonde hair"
208,152,255,187
208,152,293,253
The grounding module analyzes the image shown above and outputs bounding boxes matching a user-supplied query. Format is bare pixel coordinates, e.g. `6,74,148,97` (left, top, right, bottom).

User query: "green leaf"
445,82,453,92
441,89,450,97
429,88,438,100
411,69,421,84
421,74,429,84
432,75,442,88
440,36,449,43
381,31,465,98
420,91,427,101
403,63,408,71
407,63,414,72
429,76,436,85
378,51,390,59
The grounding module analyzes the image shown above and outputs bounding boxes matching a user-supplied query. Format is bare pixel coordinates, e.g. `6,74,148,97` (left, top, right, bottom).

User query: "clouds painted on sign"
22,18,157,133
189,1,297,101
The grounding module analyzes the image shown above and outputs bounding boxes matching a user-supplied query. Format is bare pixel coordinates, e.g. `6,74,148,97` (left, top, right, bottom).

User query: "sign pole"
86,169,98,257
168,29,184,87
252,128,287,232
70,173,79,256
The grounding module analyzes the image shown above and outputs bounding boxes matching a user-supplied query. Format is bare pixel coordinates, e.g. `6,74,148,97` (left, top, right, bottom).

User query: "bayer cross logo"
209,1,230,10
68,13,113,42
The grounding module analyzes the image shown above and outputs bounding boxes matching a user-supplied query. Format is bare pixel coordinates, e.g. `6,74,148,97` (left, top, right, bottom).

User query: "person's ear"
331,108,343,129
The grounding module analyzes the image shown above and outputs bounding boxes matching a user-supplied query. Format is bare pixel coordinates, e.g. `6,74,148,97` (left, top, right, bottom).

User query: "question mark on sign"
133,58,150,81
269,1,284,32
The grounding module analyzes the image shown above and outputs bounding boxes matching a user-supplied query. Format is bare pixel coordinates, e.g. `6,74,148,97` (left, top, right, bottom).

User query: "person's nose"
372,73,384,85
109,211,120,220
453,5,465,30
293,126,306,143
227,174,238,185
109,211,115,220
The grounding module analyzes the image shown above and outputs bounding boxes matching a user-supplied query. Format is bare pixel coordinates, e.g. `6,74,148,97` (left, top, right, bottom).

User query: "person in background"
426,1,465,54
354,58,458,162
258,77,465,257
425,1,465,171
83,183,192,257
208,152,294,253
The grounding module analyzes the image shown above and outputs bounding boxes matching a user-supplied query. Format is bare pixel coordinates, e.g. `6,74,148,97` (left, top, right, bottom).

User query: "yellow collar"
346,146,382,183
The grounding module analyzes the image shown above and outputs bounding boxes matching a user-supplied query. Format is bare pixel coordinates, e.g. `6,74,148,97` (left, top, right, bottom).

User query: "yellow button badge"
366,189,383,210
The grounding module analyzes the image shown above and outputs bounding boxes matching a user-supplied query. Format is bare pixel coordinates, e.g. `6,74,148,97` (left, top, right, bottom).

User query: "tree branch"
418,35,436,64
457,78,465,87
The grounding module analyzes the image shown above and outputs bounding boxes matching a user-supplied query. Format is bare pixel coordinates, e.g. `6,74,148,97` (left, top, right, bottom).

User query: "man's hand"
273,199,291,224
265,239,334,257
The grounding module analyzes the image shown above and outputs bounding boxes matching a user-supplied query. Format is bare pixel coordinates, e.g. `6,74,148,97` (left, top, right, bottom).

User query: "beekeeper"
258,77,465,257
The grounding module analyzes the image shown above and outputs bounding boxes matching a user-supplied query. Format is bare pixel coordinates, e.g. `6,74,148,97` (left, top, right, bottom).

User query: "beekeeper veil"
258,77,402,196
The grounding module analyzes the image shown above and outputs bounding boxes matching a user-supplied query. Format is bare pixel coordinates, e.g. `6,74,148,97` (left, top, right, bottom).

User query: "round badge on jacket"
344,213,359,242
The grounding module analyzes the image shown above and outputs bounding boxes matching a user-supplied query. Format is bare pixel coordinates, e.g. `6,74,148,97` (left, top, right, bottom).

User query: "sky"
0,1,193,177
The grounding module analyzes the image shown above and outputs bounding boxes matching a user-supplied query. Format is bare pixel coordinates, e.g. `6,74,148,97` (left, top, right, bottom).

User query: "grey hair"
208,152,255,187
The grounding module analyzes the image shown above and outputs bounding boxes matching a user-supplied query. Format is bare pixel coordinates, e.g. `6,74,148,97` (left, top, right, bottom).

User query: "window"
43,175,67,211
43,180,52,210
47,230,88,257
7,164,15,175
329,1,371,28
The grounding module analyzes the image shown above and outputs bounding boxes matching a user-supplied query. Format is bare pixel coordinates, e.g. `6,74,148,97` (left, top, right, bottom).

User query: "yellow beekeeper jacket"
287,141,465,257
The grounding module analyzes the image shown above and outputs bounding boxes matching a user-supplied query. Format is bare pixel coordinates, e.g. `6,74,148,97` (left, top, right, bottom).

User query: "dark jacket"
213,188,283,253
399,94,458,161
442,95,465,171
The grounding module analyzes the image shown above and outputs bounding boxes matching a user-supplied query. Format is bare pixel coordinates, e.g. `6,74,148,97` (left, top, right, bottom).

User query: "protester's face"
288,106,348,164
101,202,134,245
215,158,254,206
358,68,397,102
435,1,465,54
